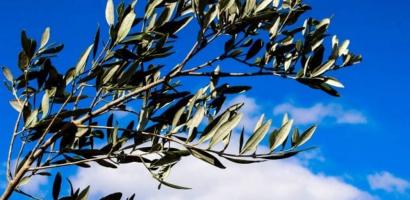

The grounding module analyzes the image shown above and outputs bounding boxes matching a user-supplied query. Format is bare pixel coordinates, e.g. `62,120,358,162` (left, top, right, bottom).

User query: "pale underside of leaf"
105,0,115,26
311,59,335,77
75,44,94,75
253,114,265,133
255,0,273,13
197,111,230,144
41,92,50,119
187,106,205,141
209,113,242,148
116,11,136,44
241,119,272,154
295,125,317,147
270,119,293,151
40,27,50,49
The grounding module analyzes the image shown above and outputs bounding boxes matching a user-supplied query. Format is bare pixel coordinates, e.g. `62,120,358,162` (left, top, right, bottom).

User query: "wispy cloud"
273,103,367,125
368,171,410,193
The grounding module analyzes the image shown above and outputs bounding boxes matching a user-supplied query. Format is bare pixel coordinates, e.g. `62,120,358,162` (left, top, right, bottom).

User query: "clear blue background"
0,0,409,199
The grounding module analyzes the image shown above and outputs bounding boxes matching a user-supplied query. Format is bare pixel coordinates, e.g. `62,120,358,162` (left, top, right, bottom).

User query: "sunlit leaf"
270,119,293,151
105,0,115,26
116,10,136,43
241,120,272,154
311,59,335,77
75,44,94,75
2,67,13,82
209,113,242,148
41,92,50,119
40,27,50,49
295,125,317,147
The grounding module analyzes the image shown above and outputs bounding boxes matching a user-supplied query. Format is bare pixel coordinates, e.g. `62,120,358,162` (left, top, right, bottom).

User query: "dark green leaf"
246,39,263,60
223,156,266,164
188,148,226,169
96,159,118,168
101,192,122,200
52,173,62,200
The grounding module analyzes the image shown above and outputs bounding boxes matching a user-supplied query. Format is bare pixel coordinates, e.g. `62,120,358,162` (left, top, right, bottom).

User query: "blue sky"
0,0,409,199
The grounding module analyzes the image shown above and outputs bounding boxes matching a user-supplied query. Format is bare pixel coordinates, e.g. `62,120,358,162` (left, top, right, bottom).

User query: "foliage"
1,0,361,199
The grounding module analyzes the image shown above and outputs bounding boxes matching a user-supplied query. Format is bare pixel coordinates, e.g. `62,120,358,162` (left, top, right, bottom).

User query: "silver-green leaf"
241,119,272,154
209,113,242,148
75,44,94,75
105,0,115,26
270,119,293,151
40,27,50,49
116,10,136,43
295,125,317,147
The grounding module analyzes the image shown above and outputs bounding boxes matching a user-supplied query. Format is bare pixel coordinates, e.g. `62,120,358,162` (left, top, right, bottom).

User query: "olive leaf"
270,119,294,151
75,44,94,75
294,125,317,147
2,67,13,82
209,113,242,148
40,27,50,49
188,148,226,169
241,119,272,154
105,0,115,26
116,10,136,43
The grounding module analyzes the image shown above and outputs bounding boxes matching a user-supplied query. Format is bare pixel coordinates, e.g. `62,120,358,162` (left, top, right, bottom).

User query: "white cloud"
71,156,375,200
20,175,48,197
368,171,410,193
62,96,375,199
273,103,367,125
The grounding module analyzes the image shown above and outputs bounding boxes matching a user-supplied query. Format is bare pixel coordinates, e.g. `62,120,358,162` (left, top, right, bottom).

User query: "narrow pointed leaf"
291,128,299,147
116,11,136,43
253,114,265,133
239,126,245,154
188,148,226,169
270,119,293,151
52,173,62,200
41,92,50,119
101,193,122,200
295,125,317,147
325,77,344,88
40,27,50,49
246,39,263,60
187,106,205,141
9,100,23,112
223,156,266,164
209,113,242,148
241,120,272,154
157,178,191,190
255,0,273,13
75,44,94,75
105,0,115,26
311,59,335,77
197,111,230,144
2,67,13,82
338,40,350,56
269,17,281,38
